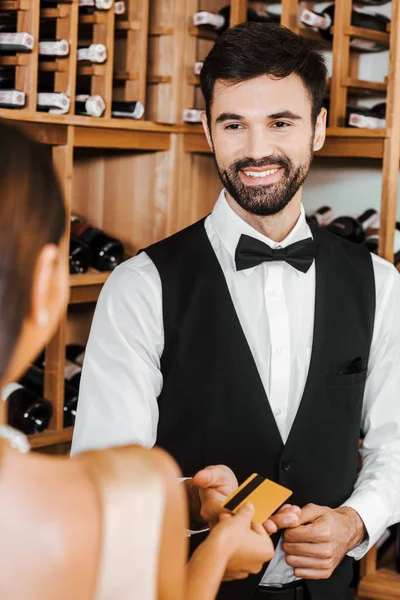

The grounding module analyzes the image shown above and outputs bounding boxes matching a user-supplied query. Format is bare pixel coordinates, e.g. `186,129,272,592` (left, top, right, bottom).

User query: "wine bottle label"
2,382,23,401
76,94,106,117
77,44,107,63
300,9,331,30
65,360,81,381
37,92,70,114
350,38,379,51
39,40,70,57
0,90,25,107
348,112,386,129
183,108,202,123
0,32,34,51
112,101,144,119
114,1,126,15
95,0,113,8
194,61,203,75
193,11,225,30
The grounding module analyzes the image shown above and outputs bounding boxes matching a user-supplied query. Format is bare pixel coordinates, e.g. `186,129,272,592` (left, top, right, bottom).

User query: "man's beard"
213,144,314,217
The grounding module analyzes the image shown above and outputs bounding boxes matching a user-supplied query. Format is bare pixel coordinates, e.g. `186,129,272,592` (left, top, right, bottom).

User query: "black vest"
145,219,375,600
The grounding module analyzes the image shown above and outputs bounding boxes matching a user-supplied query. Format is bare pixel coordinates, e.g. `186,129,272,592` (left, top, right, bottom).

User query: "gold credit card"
222,473,293,525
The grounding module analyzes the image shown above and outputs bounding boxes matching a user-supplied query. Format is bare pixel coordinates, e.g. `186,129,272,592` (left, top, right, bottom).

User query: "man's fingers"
192,467,216,489
296,504,327,526
235,502,255,524
263,519,278,534
283,522,331,544
266,506,301,530
251,522,268,536
286,554,332,570
283,541,333,559
293,568,332,580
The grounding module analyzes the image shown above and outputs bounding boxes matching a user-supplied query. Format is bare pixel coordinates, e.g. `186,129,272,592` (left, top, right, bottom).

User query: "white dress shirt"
72,190,400,585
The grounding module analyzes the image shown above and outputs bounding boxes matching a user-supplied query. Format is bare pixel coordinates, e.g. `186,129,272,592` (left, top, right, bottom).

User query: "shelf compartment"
358,568,400,599
79,12,108,25
39,60,69,73
0,0,30,9
189,26,218,41
77,64,107,77
340,25,390,45
0,54,30,66
69,270,110,304
341,77,387,93
29,427,73,449
73,125,171,151
149,26,174,36
187,74,200,86
147,74,172,84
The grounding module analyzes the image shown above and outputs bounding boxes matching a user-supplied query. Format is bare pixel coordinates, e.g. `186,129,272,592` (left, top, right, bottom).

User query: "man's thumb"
193,468,213,489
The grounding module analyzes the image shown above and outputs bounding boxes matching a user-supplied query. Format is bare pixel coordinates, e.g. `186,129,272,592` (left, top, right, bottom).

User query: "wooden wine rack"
0,0,399,596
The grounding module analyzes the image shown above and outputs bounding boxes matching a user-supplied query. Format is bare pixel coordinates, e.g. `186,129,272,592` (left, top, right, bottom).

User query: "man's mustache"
231,157,291,171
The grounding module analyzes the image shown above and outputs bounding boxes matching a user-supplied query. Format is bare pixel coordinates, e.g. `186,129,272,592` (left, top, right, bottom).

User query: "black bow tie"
235,234,316,273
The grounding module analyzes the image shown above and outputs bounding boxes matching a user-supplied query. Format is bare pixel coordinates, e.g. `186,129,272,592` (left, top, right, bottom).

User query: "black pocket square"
337,357,366,375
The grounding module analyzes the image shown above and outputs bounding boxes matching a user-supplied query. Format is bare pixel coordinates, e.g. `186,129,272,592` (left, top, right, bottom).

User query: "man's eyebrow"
215,110,303,124
267,111,303,120
215,112,244,123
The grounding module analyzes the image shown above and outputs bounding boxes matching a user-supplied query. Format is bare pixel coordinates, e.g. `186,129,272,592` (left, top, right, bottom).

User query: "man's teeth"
243,168,279,178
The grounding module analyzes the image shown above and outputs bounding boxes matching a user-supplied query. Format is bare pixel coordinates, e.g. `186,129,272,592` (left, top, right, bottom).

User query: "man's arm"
282,258,400,578
71,254,164,456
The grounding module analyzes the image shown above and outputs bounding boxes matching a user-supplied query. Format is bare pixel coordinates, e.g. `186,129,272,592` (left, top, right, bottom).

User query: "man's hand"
282,504,367,580
191,465,300,532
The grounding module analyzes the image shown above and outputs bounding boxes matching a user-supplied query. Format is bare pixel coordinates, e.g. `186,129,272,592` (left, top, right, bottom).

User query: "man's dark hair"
200,22,328,128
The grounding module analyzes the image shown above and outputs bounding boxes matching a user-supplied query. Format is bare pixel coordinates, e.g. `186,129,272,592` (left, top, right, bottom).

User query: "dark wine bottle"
69,235,92,274
306,205,333,228
70,215,125,272
0,89,25,108
111,100,144,119
326,209,379,244
183,108,202,124
77,43,107,64
34,352,82,392
300,5,390,52
364,229,400,266
20,365,78,428
39,39,70,57
37,92,70,114
346,103,386,129
66,344,86,367
78,0,113,12
193,5,280,34
3,382,52,435
75,94,106,117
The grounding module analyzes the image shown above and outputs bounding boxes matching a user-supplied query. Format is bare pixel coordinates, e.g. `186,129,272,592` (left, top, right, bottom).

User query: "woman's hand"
211,503,275,581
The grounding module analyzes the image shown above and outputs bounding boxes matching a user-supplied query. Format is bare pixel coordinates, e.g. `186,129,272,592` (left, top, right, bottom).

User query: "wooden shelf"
114,70,139,81
342,77,387,94
77,64,107,77
189,26,218,41
358,568,400,599
69,270,110,304
341,25,390,45
0,0,30,9
29,427,73,450
115,20,141,31
41,6,70,19
0,55,30,67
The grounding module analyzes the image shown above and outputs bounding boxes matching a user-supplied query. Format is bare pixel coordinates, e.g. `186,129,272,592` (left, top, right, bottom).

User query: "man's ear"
200,112,214,152
313,107,327,153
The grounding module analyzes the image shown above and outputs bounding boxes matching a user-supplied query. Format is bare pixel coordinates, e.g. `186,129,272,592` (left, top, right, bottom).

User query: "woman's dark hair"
0,120,66,383
200,22,328,127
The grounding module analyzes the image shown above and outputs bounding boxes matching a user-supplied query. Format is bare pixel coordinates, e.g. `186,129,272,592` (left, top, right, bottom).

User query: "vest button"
282,460,291,472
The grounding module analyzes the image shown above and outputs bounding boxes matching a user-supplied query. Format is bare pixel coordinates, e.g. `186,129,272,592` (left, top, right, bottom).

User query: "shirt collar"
210,189,312,277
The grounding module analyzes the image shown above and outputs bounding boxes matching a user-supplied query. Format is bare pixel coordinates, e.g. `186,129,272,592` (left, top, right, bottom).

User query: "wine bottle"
66,344,86,367
0,32,34,53
346,103,386,129
0,89,26,108
3,382,52,435
37,92,70,114
326,209,379,244
21,364,78,428
114,1,126,15
78,0,113,10
193,5,279,34
111,100,144,119
194,61,203,76
77,43,107,64
306,206,333,228
39,39,70,57
364,229,400,266
183,108,202,124
69,235,92,274
70,215,125,272
300,5,390,52
75,94,106,117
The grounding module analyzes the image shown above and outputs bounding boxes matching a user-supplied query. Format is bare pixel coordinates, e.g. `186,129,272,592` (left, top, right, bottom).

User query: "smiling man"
72,23,400,600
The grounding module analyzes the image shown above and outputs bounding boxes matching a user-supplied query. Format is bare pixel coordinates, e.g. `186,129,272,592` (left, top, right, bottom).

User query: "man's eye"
272,121,290,128
225,123,243,130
